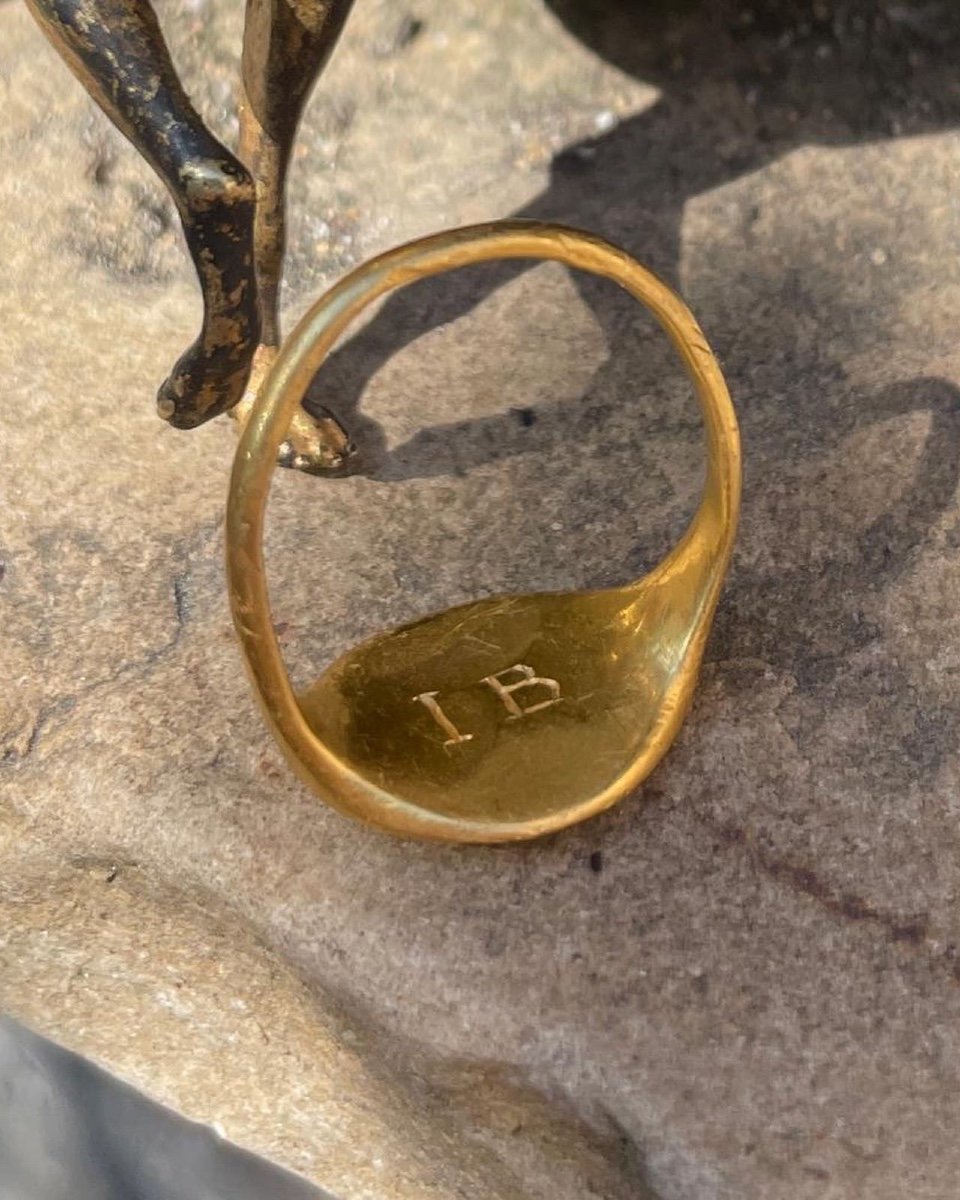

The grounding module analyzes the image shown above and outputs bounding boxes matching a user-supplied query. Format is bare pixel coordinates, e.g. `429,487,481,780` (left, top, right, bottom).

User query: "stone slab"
3,2,960,1197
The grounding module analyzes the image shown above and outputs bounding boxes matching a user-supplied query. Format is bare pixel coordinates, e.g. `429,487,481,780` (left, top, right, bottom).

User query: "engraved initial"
481,663,562,719
412,691,474,747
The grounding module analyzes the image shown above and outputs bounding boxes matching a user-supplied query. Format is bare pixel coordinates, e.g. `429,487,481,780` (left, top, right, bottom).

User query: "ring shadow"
298,0,960,775
305,0,960,477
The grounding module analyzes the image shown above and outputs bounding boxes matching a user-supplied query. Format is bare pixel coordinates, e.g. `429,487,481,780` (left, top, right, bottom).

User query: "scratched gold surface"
227,220,741,841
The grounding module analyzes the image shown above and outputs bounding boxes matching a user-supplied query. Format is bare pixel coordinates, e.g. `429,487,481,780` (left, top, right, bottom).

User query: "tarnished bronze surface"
227,220,741,842
238,0,354,350
25,0,353,465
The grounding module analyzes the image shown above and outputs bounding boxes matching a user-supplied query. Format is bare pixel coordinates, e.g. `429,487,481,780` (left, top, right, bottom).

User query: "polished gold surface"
229,345,354,472
227,220,741,842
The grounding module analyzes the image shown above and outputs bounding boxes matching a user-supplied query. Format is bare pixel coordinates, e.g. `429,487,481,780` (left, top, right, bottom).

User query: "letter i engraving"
412,691,474,747
481,663,561,718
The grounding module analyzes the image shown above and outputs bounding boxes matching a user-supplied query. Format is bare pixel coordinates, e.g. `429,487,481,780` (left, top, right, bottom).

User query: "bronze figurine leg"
239,0,354,349
24,0,261,429
230,0,357,470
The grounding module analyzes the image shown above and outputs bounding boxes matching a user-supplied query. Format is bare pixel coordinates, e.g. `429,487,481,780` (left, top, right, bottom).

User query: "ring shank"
226,220,741,839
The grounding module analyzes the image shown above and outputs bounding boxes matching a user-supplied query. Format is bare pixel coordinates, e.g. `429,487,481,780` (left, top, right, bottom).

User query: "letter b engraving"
481,663,561,719
412,663,562,747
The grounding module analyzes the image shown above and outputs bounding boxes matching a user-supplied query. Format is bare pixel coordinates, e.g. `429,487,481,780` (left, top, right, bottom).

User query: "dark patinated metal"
25,0,355,467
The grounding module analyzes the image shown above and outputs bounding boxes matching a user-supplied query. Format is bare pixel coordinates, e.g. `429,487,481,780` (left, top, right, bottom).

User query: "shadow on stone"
307,0,960,485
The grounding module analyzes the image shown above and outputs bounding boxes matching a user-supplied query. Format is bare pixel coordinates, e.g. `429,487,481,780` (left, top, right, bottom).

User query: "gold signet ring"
227,220,741,843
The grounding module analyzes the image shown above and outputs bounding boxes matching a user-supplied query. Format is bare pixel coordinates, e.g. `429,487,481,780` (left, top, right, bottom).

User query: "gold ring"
226,220,741,843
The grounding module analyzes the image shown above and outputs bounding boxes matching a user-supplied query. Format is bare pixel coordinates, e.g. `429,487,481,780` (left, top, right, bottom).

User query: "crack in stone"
2,521,220,771
704,816,952,976
172,572,189,627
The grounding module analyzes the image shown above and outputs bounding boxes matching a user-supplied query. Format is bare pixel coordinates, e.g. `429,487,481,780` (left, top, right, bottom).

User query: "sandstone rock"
4,1,960,1197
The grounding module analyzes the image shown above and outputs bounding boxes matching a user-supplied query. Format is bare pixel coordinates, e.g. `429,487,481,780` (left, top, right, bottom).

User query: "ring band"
226,220,741,843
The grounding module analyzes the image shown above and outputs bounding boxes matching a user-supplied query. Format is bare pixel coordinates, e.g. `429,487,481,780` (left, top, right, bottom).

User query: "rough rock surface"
3,1,960,1197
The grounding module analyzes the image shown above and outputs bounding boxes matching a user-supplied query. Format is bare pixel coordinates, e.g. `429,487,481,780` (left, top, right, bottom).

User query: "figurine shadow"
300,0,960,763
310,0,960,480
